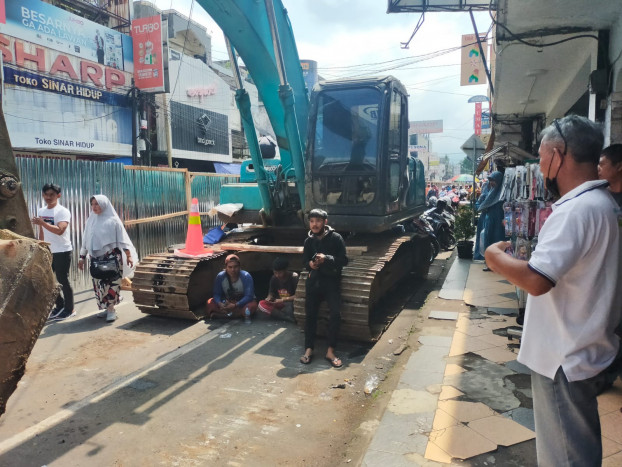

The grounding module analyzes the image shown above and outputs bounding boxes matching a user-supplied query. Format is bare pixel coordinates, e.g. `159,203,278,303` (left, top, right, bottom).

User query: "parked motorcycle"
411,216,440,263
424,203,456,251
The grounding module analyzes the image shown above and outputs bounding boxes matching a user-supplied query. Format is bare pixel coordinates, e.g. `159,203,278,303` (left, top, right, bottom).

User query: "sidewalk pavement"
362,258,622,466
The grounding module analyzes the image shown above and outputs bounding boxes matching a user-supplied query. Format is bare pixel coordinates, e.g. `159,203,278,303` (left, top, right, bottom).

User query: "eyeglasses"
553,119,567,156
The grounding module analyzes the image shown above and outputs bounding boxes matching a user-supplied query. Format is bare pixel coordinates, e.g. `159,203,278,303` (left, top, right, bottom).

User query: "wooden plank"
190,171,240,179
124,211,188,226
213,243,367,255
124,165,188,173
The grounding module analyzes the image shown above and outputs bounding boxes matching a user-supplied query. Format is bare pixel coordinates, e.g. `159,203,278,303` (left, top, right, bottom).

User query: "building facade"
1,0,134,161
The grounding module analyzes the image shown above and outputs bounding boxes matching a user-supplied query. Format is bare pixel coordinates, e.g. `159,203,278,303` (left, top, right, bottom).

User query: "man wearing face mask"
484,115,621,466
300,209,348,368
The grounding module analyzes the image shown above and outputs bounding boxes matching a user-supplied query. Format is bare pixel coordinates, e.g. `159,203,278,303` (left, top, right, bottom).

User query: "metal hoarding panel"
15,158,239,292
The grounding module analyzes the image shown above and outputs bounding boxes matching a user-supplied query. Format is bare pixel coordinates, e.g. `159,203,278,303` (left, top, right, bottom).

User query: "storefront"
1,0,134,161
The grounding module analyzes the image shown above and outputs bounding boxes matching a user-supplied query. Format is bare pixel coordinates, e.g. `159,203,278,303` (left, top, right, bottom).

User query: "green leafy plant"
454,204,476,242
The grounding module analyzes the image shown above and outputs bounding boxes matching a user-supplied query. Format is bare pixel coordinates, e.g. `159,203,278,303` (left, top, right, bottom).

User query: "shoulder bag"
90,256,121,280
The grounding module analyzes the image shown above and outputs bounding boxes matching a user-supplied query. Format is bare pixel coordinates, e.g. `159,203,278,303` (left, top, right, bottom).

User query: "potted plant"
454,204,476,259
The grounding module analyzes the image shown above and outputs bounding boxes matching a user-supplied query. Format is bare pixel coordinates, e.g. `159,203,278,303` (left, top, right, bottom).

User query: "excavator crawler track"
293,232,430,341
132,251,227,319
132,229,430,342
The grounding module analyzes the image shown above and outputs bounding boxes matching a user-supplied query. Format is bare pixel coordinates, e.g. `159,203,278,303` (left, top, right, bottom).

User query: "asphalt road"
0,257,449,466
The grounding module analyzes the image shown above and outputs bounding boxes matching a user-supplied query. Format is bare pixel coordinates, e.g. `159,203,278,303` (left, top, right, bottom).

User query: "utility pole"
130,79,138,165
164,94,174,168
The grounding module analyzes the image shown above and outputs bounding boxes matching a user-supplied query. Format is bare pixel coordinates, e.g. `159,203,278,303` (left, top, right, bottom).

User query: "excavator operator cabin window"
311,87,381,206
388,90,404,202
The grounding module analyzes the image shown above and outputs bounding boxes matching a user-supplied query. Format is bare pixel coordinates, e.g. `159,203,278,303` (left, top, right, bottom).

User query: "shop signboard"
170,100,229,160
460,34,487,86
409,120,443,134
4,88,132,155
1,36,132,156
0,0,133,71
474,102,482,135
481,110,491,130
300,59,318,93
131,15,165,92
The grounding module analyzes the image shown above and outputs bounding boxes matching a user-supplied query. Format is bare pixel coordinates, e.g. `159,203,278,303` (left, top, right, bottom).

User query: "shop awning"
476,142,535,174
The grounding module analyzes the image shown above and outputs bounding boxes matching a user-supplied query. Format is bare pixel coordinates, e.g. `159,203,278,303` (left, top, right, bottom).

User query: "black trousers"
304,277,341,349
52,251,74,312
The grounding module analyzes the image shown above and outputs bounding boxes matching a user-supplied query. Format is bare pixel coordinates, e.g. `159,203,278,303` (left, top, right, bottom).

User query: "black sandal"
300,354,312,364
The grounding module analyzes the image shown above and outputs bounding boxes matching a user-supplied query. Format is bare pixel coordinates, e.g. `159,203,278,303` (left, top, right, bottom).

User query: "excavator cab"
305,76,426,233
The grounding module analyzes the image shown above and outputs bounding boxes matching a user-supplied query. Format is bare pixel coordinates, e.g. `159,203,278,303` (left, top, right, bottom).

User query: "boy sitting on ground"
258,257,298,322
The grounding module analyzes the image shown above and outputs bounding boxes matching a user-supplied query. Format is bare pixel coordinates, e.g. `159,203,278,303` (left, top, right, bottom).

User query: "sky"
151,0,492,163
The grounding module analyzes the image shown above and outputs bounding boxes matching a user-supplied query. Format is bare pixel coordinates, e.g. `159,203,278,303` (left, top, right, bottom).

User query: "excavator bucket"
0,230,58,416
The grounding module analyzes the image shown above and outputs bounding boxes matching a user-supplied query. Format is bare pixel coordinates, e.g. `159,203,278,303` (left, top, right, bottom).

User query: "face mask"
545,150,564,200
545,176,560,200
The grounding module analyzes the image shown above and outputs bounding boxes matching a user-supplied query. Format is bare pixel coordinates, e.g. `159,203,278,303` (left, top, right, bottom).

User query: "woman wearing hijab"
77,195,136,322
477,171,506,270
473,179,491,260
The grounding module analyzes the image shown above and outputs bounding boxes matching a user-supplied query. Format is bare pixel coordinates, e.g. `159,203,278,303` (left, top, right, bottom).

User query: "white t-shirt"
37,204,72,253
518,180,622,381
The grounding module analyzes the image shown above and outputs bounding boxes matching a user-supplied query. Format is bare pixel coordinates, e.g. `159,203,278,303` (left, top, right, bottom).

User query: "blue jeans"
531,367,605,467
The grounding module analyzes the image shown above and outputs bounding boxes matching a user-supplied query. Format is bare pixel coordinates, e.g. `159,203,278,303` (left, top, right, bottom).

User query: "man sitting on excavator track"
207,254,257,320
299,209,348,368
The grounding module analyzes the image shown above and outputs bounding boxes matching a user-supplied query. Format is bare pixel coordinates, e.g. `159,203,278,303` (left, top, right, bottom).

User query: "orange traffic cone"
176,198,213,257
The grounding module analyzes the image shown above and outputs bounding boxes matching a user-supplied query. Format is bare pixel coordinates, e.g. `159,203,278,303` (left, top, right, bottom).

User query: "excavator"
132,0,432,341
0,83,58,415
0,0,431,415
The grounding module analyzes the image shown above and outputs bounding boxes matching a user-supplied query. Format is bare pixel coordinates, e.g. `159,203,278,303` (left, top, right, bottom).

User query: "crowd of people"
36,190,348,368
426,183,481,204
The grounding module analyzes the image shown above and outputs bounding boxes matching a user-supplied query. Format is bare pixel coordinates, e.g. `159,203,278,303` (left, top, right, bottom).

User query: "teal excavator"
132,0,431,341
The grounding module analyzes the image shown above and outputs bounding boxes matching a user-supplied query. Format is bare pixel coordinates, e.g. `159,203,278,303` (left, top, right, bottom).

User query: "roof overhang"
492,0,620,129
476,142,535,173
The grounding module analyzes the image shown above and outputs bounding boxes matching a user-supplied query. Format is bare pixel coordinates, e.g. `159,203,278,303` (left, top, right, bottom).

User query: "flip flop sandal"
325,356,342,368
300,354,312,364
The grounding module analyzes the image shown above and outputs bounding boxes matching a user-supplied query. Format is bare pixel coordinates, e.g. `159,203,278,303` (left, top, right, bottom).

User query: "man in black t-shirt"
300,209,348,368
258,257,298,322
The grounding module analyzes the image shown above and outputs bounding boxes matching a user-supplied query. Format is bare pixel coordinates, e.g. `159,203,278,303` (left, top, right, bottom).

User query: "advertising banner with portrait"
0,0,133,71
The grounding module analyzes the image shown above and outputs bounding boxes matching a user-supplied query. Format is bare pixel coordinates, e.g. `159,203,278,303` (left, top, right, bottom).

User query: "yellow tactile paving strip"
424,263,622,464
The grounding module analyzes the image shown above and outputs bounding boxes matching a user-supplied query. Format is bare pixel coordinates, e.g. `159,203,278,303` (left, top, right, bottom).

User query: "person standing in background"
78,195,136,323
598,144,622,207
477,171,506,271
32,183,75,321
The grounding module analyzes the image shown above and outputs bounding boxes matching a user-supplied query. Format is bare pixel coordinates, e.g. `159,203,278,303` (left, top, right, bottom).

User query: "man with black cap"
300,209,348,368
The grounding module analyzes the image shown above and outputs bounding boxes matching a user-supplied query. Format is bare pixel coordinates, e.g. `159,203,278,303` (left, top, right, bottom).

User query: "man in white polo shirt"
32,183,75,321
485,115,621,466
